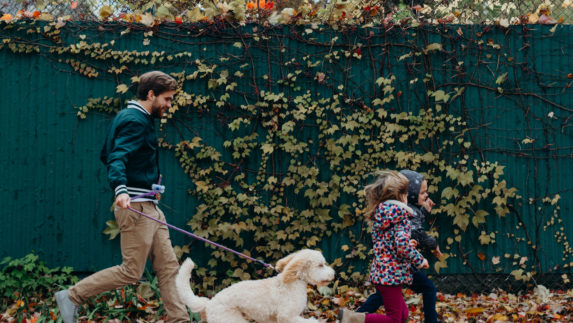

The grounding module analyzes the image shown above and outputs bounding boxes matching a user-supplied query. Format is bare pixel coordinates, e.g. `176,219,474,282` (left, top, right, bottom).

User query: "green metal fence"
0,21,571,292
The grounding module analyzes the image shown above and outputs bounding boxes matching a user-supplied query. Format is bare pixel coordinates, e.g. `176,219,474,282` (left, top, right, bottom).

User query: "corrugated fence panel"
1,53,116,270
0,23,571,280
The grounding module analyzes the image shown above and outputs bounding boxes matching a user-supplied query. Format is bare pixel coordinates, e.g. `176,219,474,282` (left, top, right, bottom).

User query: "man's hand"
115,193,131,209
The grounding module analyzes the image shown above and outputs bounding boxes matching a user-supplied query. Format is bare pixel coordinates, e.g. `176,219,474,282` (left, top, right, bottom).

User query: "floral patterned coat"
369,200,425,286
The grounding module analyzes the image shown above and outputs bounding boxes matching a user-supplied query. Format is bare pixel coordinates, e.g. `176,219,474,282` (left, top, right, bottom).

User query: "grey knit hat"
399,170,424,205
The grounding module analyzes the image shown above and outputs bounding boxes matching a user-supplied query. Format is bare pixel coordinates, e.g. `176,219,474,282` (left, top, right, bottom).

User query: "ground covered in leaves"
3,285,573,322
306,285,573,323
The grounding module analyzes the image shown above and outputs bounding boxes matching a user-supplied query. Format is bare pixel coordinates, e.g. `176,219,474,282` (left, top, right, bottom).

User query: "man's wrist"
114,185,128,197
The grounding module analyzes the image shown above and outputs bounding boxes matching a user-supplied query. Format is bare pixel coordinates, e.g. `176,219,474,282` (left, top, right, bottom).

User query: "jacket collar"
127,100,150,116
384,200,414,216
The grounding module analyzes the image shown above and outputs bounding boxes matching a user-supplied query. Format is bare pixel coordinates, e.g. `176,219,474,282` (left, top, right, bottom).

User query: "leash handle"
126,206,274,270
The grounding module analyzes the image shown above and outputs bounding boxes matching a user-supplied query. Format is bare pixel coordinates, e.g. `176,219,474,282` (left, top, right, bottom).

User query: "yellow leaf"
473,210,488,228
478,231,491,245
434,254,449,274
103,220,120,240
454,213,469,231
116,84,129,94
186,7,204,22
488,313,509,321
140,13,155,27
424,43,443,54
465,307,486,314
261,143,274,154
99,5,113,19
510,269,532,282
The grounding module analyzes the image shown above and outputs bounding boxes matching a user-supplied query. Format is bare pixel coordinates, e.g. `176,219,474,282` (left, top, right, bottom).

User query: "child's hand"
409,239,418,248
422,198,435,212
433,246,443,259
417,258,429,269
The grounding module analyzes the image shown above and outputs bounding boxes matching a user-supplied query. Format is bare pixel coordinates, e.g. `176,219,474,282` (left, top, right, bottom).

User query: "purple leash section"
126,206,274,269
126,179,274,270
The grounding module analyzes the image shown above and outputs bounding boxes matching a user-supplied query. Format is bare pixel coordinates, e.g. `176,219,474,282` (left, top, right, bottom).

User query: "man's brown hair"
136,71,178,100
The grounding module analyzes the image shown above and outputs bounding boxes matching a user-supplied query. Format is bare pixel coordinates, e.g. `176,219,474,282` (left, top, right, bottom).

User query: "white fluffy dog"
176,249,335,323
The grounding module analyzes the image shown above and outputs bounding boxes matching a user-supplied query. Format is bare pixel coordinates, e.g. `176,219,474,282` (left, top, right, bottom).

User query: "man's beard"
150,102,164,118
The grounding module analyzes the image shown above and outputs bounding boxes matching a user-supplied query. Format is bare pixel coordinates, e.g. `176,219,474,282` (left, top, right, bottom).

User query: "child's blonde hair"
364,170,409,221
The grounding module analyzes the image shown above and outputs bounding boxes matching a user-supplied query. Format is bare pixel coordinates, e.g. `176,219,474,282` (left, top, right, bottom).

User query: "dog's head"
275,249,335,285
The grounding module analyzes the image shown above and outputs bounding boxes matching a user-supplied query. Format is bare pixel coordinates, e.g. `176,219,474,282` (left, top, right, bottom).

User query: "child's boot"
338,308,365,323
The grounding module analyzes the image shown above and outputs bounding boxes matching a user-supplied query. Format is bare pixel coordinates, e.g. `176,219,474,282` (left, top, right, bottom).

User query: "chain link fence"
1,0,573,24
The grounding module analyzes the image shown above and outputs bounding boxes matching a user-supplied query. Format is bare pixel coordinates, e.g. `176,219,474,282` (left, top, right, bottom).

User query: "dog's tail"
176,258,210,313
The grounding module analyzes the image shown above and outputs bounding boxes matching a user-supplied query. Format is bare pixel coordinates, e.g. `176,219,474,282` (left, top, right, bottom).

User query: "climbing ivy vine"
2,19,571,294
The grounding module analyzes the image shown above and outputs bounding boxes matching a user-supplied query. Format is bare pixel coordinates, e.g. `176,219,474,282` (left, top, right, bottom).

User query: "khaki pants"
68,202,189,323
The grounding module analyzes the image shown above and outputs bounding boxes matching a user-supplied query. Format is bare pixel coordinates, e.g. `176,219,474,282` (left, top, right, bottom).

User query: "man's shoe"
55,289,78,323
338,308,365,323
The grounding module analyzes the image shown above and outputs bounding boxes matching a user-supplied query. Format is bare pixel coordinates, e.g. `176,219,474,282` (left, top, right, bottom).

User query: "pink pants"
365,285,408,323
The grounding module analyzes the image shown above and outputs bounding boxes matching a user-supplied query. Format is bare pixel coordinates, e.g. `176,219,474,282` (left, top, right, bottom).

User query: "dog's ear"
281,256,307,284
275,251,299,273
283,252,309,284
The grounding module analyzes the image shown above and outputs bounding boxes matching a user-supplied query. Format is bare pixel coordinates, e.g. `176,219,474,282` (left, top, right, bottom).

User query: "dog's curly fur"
176,249,335,323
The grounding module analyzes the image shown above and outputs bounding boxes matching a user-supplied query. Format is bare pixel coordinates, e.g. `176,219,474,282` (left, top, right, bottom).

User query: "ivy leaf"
173,245,190,260
208,79,218,90
430,90,450,103
510,269,532,282
478,231,492,245
521,137,535,144
454,213,469,231
306,236,320,247
136,282,155,299
116,84,129,94
441,187,459,200
423,43,443,54
267,176,277,185
434,253,449,274
496,72,508,85
472,210,488,228
217,70,229,85
282,176,295,186
458,171,474,186
102,220,120,240
398,52,412,61
261,143,274,154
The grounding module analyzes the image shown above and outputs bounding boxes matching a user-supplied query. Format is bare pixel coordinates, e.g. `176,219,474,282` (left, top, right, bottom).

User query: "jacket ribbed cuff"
114,185,128,197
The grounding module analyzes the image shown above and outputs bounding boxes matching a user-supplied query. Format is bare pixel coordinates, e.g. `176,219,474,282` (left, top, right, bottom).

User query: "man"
55,71,189,323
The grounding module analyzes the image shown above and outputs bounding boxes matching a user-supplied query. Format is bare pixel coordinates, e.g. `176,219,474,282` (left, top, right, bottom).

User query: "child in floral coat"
339,171,428,323
356,169,442,323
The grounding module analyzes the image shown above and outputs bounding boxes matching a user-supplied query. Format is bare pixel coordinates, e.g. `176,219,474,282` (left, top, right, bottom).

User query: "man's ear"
146,89,155,100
